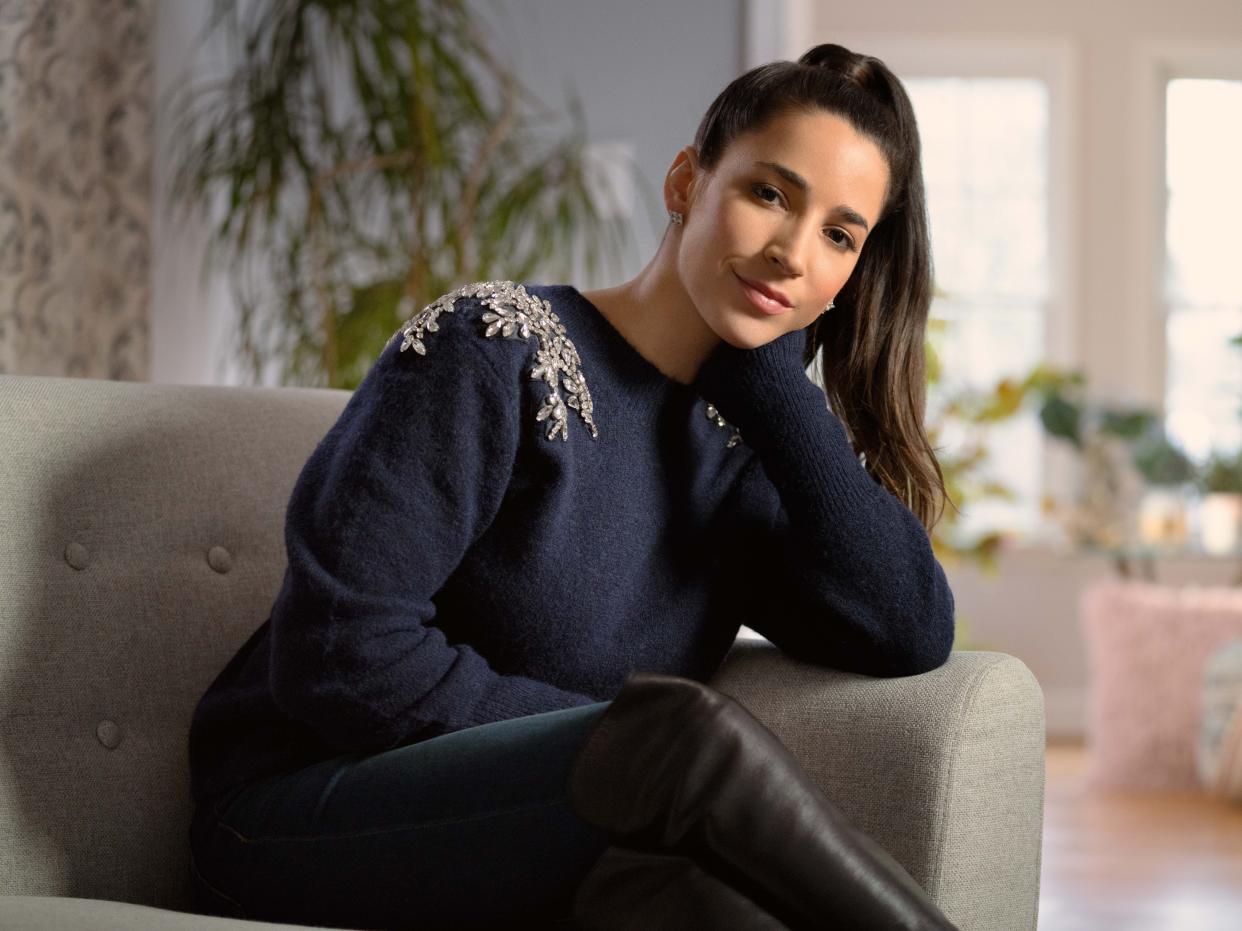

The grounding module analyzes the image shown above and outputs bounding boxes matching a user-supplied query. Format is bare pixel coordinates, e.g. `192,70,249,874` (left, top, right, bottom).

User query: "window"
753,34,1076,549
904,77,1051,543
1163,78,1242,461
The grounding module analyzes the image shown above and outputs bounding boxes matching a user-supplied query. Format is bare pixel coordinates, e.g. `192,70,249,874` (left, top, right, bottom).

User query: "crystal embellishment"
387,280,599,442
704,402,742,450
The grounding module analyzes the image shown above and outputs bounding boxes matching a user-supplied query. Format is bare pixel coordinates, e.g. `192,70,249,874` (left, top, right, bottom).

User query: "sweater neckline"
550,284,700,399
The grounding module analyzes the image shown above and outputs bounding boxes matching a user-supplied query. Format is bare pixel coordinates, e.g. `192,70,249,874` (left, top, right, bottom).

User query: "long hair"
690,43,952,533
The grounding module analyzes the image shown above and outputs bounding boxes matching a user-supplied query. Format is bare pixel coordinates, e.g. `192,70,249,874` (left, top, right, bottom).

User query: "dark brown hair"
690,43,951,533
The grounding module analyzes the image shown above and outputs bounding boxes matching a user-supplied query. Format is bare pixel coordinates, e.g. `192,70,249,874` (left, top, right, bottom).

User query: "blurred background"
2,0,1241,926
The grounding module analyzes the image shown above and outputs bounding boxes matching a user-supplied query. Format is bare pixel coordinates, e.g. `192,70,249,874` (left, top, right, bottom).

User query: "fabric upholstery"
0,895,334,930
0,376,346,910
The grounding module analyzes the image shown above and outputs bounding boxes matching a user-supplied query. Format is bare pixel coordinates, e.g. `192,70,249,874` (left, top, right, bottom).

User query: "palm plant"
162,0,642,389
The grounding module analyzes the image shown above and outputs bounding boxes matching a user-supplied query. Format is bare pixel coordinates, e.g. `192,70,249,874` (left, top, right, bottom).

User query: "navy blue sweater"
188,280,955,807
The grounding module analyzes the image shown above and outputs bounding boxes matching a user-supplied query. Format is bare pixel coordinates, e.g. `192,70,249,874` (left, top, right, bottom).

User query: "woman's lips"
735,273,791,316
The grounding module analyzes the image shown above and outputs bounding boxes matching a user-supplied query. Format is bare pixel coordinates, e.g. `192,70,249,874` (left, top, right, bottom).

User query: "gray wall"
472,0,746,279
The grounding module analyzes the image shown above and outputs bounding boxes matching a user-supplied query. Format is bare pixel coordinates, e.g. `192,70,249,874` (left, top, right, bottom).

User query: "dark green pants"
189,701,615,930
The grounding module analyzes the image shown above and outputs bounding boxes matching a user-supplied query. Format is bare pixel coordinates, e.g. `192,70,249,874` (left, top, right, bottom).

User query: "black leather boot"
571,843,792,930
566,671,961,931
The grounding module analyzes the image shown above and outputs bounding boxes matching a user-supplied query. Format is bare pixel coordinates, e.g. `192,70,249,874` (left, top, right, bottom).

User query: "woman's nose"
765,235,806,278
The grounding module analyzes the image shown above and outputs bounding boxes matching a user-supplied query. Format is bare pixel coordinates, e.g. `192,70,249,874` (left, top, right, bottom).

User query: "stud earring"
823,301,835,314
668,210,683,225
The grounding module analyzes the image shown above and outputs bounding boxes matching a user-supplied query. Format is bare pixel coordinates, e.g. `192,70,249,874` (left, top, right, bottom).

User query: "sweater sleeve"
268,301,599,754
695,328,956,678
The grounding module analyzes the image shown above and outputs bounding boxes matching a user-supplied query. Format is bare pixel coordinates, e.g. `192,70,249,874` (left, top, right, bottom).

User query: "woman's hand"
691,324,814,429
697,324,808,380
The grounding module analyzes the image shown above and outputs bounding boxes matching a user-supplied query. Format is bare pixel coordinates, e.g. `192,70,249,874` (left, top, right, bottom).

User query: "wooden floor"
1038,739,1242,930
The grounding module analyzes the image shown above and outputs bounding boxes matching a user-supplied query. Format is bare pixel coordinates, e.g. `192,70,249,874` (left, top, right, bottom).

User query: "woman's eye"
753,182,781,204
825,228,855,251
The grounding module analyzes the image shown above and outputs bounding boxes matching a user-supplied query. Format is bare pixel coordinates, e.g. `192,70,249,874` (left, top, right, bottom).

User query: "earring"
823,301,835,314
668,210,683,225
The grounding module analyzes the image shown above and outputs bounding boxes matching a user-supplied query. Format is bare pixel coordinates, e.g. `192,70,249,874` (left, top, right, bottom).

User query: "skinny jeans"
189,701,616,930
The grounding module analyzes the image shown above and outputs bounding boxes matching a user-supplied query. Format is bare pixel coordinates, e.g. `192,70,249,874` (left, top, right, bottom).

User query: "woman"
187,43,960,930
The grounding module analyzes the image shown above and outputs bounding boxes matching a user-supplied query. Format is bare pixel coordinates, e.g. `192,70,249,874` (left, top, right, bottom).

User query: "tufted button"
96,720,123,749
64,542,91,570
207,546,232,574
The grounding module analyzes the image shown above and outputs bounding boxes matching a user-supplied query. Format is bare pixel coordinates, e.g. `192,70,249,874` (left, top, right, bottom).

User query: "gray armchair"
0,373,1045,930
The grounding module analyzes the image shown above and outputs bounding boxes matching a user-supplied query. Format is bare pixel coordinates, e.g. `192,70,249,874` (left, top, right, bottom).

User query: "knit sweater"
188,280,956,807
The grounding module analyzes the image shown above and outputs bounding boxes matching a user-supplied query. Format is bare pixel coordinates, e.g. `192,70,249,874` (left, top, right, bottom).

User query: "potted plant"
162,0,641,389
1030,373,1196,576
1127,412,1198,551
1197,447,1242,555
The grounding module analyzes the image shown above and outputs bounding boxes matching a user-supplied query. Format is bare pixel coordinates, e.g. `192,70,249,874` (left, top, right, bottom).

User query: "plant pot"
1200,492,1242,555
1137,487,1190,548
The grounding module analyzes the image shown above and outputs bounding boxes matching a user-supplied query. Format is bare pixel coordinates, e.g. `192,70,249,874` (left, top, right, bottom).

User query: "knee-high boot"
565,671,961,931
571,843,793,930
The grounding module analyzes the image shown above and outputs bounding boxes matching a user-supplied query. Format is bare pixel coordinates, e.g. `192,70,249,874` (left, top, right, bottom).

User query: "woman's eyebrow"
753,159,870,232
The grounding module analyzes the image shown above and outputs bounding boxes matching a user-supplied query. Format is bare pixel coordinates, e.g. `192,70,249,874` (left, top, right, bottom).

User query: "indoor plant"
163,0,642,389
1197,447,1242,555
1033,375,1195,577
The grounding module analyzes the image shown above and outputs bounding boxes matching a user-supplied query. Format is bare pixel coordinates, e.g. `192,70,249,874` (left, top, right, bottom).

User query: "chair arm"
709,641,1045,931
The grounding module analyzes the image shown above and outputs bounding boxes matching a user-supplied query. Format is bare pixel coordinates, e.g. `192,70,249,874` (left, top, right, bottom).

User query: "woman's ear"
664,146,701,216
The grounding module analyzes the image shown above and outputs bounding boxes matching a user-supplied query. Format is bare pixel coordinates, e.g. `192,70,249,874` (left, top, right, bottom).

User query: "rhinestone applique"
705,402,742,449
387,280,599,442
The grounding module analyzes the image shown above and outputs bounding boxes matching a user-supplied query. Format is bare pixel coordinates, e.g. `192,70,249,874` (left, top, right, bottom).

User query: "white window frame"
1132,40,1242,436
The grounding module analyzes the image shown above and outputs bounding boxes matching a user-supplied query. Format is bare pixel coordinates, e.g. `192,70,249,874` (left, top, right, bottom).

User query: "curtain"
0,0,153,379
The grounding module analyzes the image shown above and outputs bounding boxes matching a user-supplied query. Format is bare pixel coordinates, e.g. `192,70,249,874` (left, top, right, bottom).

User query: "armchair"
0,373,1045,929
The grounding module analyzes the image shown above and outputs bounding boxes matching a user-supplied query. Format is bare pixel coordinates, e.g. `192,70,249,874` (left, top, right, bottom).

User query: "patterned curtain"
0,0,152,379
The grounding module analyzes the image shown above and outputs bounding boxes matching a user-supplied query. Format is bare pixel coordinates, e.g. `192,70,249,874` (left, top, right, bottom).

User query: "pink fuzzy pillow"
1081,580,1242,791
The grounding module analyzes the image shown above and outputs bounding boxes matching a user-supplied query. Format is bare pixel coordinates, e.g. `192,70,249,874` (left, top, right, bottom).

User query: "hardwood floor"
1038,739,1242,930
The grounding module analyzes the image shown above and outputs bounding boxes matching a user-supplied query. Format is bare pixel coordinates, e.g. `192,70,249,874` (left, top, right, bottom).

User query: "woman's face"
671,107,891,349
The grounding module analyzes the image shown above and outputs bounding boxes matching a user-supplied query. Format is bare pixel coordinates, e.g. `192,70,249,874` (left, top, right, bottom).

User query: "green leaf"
1199,447,1242,493
1039,395,1083,447
1098,408,1154,439
1131,435,1196,486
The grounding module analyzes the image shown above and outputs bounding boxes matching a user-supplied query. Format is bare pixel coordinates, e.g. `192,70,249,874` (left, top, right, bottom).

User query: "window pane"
1167,192,1242,306
905,77,1050,540
928,307,1044,540
1165,306,1242,460
1164,79,1242,460
929,304,1044,391
907,78,1048,299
